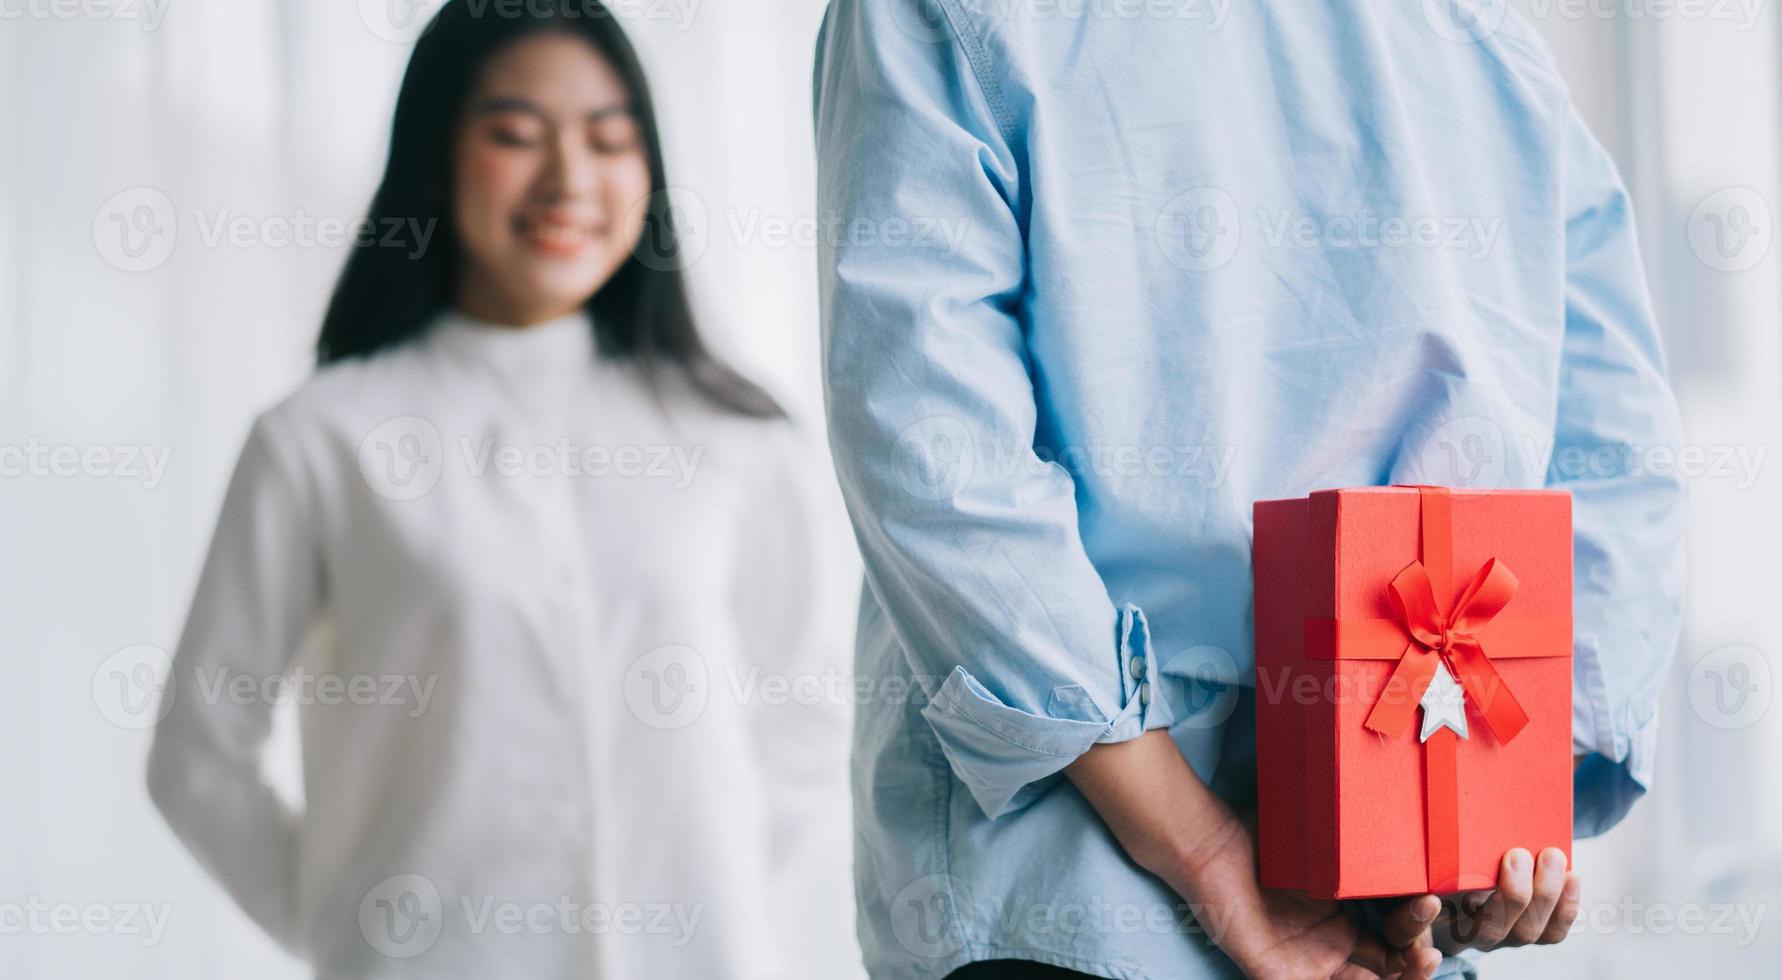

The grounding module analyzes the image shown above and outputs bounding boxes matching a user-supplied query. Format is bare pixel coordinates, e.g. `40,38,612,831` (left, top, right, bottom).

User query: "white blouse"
147,309,861,979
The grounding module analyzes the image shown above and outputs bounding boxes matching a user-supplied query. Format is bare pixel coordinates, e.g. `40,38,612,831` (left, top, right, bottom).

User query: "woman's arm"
729,424,862,975
147,410,322,956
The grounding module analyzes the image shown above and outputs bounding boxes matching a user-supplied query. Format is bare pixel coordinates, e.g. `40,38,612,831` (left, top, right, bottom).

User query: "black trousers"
945,962,1096,979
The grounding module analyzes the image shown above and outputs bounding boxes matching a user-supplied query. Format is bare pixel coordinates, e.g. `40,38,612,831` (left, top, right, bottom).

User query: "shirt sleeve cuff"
1571,632,1660,838
920,605,1154,819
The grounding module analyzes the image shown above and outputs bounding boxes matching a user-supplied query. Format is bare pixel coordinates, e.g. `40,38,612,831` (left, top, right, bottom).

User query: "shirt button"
1138,681,1152,706
1129,656,1147,680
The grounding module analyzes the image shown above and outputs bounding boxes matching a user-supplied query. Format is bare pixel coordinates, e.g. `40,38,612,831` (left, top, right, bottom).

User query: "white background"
1,1,1777,977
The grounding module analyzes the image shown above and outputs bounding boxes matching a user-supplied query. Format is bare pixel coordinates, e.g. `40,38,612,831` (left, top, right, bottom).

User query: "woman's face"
452,32,652,326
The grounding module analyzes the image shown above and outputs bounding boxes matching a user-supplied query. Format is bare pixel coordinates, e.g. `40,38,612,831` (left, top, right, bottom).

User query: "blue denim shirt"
813,2,1686,977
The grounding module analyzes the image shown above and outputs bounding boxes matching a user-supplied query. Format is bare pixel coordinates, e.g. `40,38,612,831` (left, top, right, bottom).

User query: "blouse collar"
431,305,597,374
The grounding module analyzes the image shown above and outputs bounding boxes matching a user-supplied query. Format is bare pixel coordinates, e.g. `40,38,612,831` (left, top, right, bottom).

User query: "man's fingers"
1438,848,1535,951
1333,965,1381,980
1506,848,1568,945
1349,931,1392,973
1468,848,1534,947
1383,894,1441,948
1538,871,1583,944
1385,945,1444,980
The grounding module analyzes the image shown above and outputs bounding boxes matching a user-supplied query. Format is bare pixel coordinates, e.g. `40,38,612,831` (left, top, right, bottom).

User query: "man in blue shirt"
813,2,1686,977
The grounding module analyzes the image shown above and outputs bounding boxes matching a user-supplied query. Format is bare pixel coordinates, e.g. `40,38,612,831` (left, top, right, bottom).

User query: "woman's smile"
515,209,603,257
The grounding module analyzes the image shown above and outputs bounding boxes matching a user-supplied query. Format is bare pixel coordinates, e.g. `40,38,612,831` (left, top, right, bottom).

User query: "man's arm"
815,0,1155,821
1067,733,1447,980
1548,101,1688,837
1063,733,1248,895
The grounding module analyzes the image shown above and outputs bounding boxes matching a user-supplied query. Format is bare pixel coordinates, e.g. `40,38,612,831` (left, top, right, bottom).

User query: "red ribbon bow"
1363,555,1530,743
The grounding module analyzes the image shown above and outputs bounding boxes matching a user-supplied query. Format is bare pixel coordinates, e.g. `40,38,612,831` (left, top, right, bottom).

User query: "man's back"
815,2,1683,977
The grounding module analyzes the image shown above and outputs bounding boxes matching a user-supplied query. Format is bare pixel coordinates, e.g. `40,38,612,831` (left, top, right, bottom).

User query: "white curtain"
0,2,852,977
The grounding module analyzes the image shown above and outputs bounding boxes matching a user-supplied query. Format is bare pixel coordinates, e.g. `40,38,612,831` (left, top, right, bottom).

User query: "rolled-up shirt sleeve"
1549,102,1687,838
814,0,1156,820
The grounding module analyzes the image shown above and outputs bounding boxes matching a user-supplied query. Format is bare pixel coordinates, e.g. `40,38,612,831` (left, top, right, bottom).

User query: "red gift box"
1252,486,1573,898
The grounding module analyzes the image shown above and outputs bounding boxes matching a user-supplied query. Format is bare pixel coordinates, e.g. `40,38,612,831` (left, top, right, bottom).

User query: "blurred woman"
147,3,855,977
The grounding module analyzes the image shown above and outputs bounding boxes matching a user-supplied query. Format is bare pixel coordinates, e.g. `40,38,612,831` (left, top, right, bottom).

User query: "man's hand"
1433,847,1581,953
1066,731,1443,979
1172,811,1445,980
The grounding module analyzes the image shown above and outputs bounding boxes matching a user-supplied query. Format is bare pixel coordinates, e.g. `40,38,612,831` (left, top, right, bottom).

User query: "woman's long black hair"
317,0,781,418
